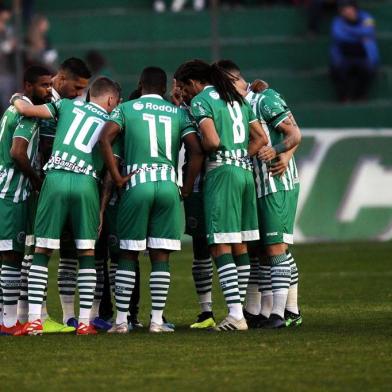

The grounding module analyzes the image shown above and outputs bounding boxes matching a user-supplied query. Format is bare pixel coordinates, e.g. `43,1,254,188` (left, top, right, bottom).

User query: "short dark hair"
215,60,241,74
89,76,121,98
139,67,167,91
24,65,52,84
59,57,91,79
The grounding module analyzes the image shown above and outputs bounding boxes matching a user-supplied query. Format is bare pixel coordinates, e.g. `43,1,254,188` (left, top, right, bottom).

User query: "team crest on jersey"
209,91,220,100
74,100,84,107
17,231,26,244
133,102,144,111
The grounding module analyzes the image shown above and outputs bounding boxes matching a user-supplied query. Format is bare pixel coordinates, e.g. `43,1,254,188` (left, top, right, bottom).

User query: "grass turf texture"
1,242,392,392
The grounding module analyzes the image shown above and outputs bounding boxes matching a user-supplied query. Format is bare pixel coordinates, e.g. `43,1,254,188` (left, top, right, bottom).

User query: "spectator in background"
153,0,205,13
0,4,16,113
330,0,379,101
25,14,58,68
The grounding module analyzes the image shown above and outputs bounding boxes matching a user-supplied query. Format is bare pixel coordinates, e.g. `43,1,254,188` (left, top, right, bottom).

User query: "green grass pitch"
1,242,392,391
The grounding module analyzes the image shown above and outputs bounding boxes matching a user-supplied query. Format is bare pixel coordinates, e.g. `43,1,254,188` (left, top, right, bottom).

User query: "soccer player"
100,66,204,333
217,60,302,328
0,65,52,335
175,60,267,331
171,76,215,329
22,58,92,333
13,77,121,335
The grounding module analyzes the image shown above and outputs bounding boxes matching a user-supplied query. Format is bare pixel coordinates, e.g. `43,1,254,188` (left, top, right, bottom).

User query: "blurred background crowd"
0,0,388,124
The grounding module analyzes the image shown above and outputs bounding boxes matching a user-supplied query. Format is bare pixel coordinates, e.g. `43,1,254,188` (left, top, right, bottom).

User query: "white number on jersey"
143,113,172,160
64,108,105,153
227,102,245,144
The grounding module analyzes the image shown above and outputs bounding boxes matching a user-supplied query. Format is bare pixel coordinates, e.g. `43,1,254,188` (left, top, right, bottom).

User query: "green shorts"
257,186,299,245
0,197,30,253
118,181,181,251
184,191,206,237
35,171,99,250
105,201,120,255
204,165,259,245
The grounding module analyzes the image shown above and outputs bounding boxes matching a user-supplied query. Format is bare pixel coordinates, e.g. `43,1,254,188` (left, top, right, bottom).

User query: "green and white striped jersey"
246,88,299,198
44,99,109,179
191,85,257,172
0,102,39,203
109,94,196,190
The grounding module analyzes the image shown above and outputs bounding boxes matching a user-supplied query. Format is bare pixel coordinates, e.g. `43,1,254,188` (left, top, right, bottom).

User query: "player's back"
44,98,109,179
191,86,255,170
110,94,194,187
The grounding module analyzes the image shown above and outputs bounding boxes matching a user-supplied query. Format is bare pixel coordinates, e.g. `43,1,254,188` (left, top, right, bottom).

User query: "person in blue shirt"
330,0,379,101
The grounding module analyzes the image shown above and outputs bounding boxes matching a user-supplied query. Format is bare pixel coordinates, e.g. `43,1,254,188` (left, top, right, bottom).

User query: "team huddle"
0,57,302,335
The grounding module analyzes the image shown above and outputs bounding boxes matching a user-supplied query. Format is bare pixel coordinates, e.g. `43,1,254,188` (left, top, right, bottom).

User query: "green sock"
150,261,170,324
234,253,250,304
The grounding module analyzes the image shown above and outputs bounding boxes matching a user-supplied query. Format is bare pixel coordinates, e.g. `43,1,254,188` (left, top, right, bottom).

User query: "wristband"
273,142,287,154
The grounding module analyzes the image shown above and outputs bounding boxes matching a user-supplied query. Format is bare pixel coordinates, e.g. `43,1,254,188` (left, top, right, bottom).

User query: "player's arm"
11,137,42,191
181,133,204,198
99,122,131,188
199,118,220,152
248,119,268,156
258,112,301,161
10,95,52,119
98,167,117,236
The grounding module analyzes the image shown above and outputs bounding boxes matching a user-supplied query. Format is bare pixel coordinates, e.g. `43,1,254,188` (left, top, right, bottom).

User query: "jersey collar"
52,88,61,102
203,85,214,91
141,94,163,99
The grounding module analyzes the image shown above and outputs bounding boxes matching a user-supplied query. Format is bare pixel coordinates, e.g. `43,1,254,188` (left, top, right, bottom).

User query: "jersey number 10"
64,108,105,154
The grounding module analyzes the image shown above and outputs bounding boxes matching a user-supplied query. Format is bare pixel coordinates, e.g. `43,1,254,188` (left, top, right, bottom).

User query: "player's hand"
31,176,43,192
9,93,25,106
250,79,269,93
180,185,192,199
171,78,183,106
258,146,277,161
269,153,290,177
115,173,133,188
98,210,104,237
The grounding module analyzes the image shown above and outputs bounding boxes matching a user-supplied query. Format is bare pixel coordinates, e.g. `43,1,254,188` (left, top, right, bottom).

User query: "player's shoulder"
2,105,20,125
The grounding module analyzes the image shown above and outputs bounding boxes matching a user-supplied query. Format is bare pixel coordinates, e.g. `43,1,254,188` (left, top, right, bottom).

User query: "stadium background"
2,2,392,391
27,0,392,242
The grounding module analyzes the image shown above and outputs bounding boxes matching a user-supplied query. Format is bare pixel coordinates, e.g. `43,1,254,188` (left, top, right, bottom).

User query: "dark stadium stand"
35,0,392,127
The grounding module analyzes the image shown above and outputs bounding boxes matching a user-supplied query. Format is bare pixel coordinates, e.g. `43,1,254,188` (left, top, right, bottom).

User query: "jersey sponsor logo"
209,91,220,100
83,104,109,119
145,102,178,113
74,100,84,107
133,102,144,111
48,155,94,176
266,231,278,237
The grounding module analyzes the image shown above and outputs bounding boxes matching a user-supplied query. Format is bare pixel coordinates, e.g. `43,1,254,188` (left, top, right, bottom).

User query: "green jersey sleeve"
179,108,197,139
13,117,38,142
108,105,125,130
259,90,289,128
190,96,213,125
44,99,63,119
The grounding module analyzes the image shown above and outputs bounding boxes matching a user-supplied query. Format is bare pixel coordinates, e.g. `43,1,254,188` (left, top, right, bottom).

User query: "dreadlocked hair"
175,59,244,104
